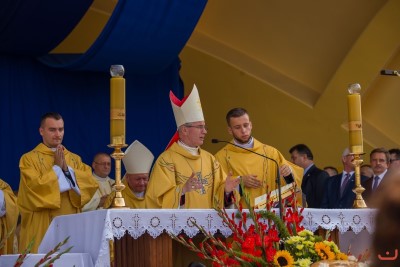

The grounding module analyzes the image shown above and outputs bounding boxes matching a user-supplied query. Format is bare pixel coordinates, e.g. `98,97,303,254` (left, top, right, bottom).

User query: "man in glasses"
17,112,98,253
104,140,153,209
145,85,240,209
321,148,369,209
82,152,115,211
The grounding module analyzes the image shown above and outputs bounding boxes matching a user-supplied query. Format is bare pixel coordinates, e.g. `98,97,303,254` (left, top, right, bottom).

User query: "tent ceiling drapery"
0,0,207,74
181,0,400,165
0,0,93,55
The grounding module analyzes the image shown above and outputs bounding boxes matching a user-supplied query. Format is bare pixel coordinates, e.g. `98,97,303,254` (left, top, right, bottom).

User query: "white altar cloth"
38,208,376,267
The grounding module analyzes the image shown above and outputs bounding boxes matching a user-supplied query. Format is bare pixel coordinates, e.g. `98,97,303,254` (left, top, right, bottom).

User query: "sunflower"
273,250,295,267
315,242,335,260
336,252,348,260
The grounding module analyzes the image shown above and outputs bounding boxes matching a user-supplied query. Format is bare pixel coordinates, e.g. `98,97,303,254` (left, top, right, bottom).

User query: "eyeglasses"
94,162,111,167
184,124,208,131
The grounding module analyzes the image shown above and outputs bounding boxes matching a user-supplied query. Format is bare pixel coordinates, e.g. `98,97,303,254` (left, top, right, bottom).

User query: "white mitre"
122,140,154,174
170,84,204,128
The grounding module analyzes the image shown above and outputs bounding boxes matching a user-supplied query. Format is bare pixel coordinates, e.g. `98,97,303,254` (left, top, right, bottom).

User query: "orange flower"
315,242,335,260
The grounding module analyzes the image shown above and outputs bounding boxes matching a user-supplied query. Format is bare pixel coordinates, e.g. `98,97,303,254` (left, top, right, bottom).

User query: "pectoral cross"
195,171,206,195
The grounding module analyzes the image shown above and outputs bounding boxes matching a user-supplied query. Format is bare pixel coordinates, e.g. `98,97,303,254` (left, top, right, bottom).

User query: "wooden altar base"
113,232,173,267
113,232,213,267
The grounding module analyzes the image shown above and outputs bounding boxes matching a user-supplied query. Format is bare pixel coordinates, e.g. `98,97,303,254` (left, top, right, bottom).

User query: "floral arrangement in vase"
171,191,364,267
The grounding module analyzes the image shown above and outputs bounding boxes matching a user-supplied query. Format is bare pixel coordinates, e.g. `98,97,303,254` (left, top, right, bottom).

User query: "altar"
38,208,376,267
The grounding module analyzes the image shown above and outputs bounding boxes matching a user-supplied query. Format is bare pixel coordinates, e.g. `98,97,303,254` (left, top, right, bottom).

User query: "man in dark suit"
362,147,390,207
321,148,369,209
289,144,329,208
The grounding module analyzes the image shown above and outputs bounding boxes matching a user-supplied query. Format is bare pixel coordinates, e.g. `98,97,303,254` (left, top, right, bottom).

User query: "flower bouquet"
0,235,72,267
171,191,355,267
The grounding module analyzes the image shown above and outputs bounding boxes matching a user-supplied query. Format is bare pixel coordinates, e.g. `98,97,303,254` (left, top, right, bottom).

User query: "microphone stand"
212,139,284,220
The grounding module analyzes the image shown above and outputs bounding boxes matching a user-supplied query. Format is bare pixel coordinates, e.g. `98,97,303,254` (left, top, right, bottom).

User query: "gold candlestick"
347,83,367,208
108,144,128,208
109,65,128,208
351,154,367,208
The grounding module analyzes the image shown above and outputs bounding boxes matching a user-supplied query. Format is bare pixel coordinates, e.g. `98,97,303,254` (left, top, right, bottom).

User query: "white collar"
375,169,388,179
233,136,254,149
134,191,145,198
178,140,199,155
343,171,354,177
93,173,110,182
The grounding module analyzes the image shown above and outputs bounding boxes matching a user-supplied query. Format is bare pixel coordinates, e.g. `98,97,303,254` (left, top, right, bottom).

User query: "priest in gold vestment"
0,179,18,255
82,153,115,211
104,140,154,209
145,85,240,209
17,112,98,253
215,108,303,208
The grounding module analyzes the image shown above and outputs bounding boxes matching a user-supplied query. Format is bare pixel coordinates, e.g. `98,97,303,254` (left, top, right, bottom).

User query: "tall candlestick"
347,83,363,154
110,65,126,145
108,65,128,209
347,83,367,208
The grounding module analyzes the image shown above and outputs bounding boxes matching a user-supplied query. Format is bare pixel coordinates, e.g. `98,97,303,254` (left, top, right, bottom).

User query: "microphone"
211,139,294,183
212,138,292,217
380,69,400,76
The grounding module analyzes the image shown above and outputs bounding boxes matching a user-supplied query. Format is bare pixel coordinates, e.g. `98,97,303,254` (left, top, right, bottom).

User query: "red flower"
284,208,305,234
197,252,205,259
263,227,279,246
242,236,256,252
265,244,277,262
242,211,247,224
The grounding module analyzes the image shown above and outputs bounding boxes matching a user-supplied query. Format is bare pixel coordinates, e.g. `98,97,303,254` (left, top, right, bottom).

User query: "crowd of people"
0,85,398,267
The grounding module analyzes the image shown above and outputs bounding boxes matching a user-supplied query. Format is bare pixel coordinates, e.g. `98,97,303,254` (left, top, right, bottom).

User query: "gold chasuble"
103,178,145,209
17,143,98,253
214,138,303,208
0,179,18,254
145,142,226,209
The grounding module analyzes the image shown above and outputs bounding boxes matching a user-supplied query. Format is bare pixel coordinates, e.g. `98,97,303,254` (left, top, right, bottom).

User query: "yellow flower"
303,240,314,247
336,252,348,260
315,242,335,260
298,230,313,237
273,250,295,267
296,258,312,267
322,240,342,256
287,236,303,243
295,251,303,256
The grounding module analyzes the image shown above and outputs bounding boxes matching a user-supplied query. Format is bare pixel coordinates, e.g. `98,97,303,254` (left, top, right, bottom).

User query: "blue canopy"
0,0,207,189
